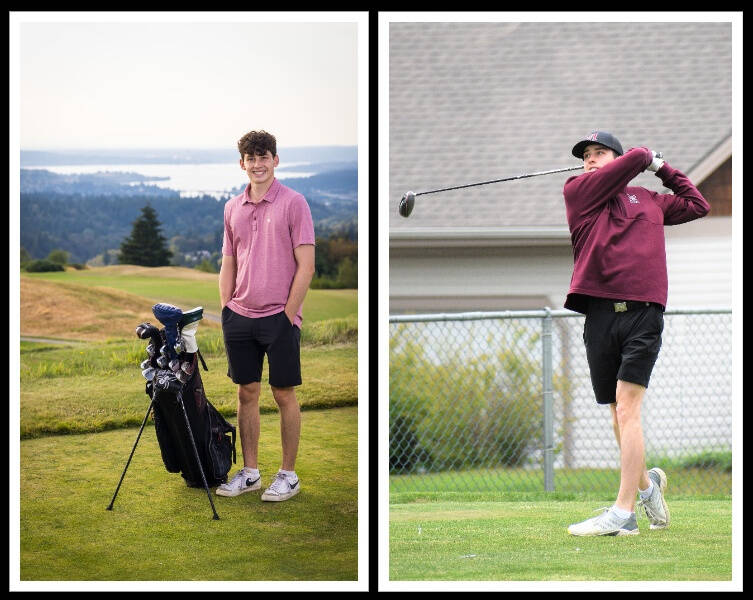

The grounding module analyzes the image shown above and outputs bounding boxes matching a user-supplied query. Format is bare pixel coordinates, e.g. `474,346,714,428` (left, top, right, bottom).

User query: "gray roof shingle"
389,21,731,231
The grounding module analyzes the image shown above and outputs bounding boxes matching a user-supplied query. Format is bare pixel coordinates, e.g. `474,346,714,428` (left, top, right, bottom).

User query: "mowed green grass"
390,464,731,496
20,342,357,438
22,267,357,323
19,406,357,581
17,267,359,582
389,496,732,581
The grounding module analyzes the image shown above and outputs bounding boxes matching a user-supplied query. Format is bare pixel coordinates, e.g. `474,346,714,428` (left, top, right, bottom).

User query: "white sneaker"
261,472,300,502
567,507,639,536
215,469,261,497
638,467,670,529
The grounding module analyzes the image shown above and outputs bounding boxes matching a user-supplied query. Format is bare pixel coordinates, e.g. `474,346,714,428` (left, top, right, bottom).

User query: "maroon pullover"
563,147,710,314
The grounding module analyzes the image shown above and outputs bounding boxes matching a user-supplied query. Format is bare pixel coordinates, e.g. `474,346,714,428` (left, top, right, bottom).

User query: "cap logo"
589,131,599,141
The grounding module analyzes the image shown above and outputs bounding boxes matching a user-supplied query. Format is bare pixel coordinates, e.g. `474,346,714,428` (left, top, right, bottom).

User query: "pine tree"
118,205,173,266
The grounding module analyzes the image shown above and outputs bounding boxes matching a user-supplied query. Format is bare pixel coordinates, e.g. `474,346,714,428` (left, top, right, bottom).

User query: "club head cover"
136,322,160,340
179,307,203,353
153,369,183,396
152,303,184,360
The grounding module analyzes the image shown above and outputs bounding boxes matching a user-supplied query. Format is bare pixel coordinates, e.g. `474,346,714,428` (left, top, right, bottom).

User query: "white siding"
665,217,732,309
389,246,574,312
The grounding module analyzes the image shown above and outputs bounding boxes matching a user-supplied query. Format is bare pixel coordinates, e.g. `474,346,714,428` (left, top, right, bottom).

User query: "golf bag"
148,348,236,488
108,304,236,520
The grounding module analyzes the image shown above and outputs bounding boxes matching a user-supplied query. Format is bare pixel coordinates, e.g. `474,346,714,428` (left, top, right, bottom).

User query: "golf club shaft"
414,165,583,197
177,391,220,520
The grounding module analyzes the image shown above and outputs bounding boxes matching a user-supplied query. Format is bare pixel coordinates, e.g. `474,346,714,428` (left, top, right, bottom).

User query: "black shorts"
582,298,664,405
221,307,302,388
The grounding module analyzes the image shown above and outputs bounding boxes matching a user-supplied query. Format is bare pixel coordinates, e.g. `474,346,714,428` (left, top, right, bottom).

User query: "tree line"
20,167,357,265
22,203,357,289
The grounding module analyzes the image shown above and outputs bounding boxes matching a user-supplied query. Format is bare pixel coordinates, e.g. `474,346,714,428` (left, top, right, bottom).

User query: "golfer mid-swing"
564,131,710,536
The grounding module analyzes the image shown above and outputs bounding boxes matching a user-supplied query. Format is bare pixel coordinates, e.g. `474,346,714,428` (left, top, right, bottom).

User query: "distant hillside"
20,167,357,264
20,269,223,342
20,168,175,197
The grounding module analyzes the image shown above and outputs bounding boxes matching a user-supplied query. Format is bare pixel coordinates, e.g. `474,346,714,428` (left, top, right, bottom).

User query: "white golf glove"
647,150,665,172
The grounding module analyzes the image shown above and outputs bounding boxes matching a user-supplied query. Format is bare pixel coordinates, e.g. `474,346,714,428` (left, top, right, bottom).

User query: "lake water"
22,162,316,199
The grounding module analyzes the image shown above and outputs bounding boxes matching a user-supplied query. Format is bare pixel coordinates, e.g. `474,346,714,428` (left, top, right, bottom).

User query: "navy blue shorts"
221,307,301,388
583,298,664,405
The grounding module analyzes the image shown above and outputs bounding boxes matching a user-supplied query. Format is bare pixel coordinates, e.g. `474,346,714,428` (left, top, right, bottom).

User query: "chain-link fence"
389,308,732,496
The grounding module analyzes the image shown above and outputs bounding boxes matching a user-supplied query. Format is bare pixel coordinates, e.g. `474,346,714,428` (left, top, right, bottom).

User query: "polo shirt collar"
242,178,280,205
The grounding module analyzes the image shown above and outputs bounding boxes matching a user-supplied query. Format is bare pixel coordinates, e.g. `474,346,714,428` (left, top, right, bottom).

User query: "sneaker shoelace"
637,494,658,519
267,472,292,495
222,469,246,489
591,506,628,527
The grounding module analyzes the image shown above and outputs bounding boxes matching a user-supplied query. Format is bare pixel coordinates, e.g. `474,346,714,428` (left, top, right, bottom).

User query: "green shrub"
46,249,70,265
389,324,546,473
25,259,65,272
310,276,341,289
194,259,218,273
390,413,434,472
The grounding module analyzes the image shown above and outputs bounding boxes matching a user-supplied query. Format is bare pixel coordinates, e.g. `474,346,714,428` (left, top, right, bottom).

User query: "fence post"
542,307,554,491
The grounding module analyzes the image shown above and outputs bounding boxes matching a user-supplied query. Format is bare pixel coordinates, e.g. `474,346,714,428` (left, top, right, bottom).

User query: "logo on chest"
627,194,639,204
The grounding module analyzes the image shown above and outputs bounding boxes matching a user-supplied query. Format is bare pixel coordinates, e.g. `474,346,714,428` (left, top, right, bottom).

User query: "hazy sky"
16,15,360,150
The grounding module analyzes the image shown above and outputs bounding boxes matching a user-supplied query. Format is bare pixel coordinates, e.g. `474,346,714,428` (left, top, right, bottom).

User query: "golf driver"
398,165,585,218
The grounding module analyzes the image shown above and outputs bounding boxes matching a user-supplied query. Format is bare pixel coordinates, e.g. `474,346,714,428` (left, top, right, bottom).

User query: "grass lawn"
390,464,731,497
21,266,357,324
16,268,360,584
20,340,357,438
19,407,357,581
389,495,732,581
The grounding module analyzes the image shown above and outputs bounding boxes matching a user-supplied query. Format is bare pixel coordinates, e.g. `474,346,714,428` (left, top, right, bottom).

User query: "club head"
146,343,156,357
399,191,415,218
136,323,159,340
156,355,168,369
141,367,156,381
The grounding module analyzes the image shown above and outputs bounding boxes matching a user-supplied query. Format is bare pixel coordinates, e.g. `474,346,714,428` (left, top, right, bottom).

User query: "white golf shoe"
638,467,670,529
568,507,639,536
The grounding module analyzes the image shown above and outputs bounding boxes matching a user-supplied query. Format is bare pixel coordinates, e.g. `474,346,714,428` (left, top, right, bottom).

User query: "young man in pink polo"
216,130,315,502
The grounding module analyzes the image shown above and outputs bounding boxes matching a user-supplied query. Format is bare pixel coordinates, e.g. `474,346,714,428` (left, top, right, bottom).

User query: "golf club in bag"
398,165,584,218
107,304,236,521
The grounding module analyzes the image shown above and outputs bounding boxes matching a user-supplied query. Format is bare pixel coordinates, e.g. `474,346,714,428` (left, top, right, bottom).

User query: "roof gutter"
389,226,571,248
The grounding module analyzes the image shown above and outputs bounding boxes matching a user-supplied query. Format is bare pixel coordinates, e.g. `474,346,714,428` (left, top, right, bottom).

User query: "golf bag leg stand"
107,399,154,511
177,393,221,520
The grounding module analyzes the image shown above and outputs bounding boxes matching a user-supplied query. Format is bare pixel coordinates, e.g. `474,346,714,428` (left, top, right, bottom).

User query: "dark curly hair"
237,130,277,159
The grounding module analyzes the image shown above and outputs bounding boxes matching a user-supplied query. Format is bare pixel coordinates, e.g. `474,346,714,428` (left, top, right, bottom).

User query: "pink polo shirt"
222,178,315,327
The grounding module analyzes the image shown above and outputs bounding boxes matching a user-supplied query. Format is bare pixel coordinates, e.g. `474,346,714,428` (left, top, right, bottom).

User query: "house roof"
389,21,731,238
